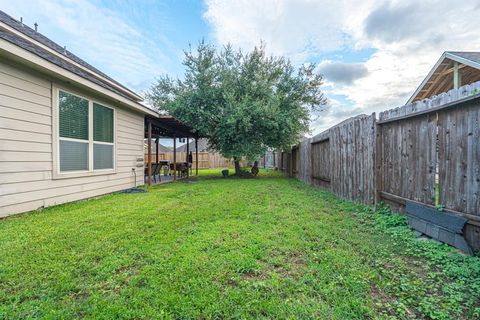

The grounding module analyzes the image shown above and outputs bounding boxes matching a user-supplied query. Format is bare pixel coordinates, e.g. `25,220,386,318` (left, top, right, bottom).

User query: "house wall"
0,60,144,217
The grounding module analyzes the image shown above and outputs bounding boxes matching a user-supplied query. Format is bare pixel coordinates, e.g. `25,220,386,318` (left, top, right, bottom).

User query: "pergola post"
155,137,159,164
173,137,177,181
195,138,199,176
147,121,152,186
186,137,190,178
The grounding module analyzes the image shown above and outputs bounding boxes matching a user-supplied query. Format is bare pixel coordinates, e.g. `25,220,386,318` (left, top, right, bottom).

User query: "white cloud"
203,0,371,62
310,99,365,135
318,61,368,85
203,0,480,131
0,0,171,93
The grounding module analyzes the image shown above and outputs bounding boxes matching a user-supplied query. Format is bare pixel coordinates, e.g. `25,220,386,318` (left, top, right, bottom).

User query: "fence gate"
311,138,330,188
291,147,300,175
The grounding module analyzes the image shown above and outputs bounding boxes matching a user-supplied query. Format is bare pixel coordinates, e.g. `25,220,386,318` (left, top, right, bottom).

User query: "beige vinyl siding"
0,60,145,217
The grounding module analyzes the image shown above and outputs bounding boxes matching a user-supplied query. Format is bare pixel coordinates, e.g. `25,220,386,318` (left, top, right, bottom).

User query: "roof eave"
0,20,143,102
0,38,158,117
407,51,480,104
445,52,480,70
406,52,447,104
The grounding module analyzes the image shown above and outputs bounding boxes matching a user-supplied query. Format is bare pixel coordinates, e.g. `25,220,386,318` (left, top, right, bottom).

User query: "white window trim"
52,85,117,179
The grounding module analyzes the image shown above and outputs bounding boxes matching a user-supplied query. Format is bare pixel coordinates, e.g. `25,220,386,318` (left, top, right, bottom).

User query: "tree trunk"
251,160,259,176
234,158,241,175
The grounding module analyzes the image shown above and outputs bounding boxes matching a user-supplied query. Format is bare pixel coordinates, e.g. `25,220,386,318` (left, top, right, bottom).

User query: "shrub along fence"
279,81,480,251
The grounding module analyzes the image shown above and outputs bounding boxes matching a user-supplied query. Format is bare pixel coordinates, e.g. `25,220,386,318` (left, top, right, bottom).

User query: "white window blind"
60,140,89,171
93,144,114,170
58,90,115,174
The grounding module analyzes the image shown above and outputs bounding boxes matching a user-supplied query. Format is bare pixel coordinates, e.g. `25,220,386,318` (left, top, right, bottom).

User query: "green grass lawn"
0,170,479,319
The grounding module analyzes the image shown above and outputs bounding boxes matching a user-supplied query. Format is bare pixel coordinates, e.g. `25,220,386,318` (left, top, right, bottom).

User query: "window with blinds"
59,91,89,171
60,140,89,171
94,144,114,170
93,103,114,170
58,90,115,173
93,103,113,143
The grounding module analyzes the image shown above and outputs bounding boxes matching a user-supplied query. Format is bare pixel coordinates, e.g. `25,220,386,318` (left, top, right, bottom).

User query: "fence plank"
299,114,376,205
438,101,480,216
311,139,330,187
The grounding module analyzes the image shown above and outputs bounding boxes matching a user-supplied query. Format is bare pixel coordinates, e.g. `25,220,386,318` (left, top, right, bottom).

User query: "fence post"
195,138,198,176
307,139,315,184
374,119,382,208
147,120,152,186
280,151,283,172
186,137,190,178
173,137,177,181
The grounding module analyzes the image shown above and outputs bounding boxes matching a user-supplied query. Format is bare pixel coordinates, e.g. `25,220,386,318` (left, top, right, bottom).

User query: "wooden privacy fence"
258,151,276,168
282,81,480,250
288,115,376,204
144,152,241,168
332,115,376,205
310,133,330,188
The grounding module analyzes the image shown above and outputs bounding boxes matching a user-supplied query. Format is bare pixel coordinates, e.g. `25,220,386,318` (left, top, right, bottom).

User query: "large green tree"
148,42,326,174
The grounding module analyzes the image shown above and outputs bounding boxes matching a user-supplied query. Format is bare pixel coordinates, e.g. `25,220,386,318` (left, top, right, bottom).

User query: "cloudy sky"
2,0,480,134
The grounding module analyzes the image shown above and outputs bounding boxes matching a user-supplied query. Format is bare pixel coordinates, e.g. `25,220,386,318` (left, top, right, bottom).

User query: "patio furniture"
144,163,162,183
170,162,188,177
153,163,162,182
157,160,170,176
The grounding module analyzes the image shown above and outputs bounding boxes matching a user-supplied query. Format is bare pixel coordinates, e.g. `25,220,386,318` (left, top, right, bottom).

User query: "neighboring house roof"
449,51,480,65
176,138,210,152
144,143,172,153
0,10,141,102
407,51,480,103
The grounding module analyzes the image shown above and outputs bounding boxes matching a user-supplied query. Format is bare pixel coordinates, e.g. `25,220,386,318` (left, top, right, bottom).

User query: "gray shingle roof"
407,51,480,103
0,10,141,102
176,138,210,152
145,143,172,153
447,51,480,67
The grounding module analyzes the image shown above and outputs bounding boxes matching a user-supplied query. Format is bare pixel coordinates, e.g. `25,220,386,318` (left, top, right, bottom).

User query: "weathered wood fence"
279,81,480,250
144,151,242,168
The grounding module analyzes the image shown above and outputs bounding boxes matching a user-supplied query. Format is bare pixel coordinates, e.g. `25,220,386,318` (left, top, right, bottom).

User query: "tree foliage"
148,42,327,168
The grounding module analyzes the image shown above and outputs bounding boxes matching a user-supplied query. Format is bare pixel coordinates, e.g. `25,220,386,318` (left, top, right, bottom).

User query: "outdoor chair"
144,163,162,183
170,162,188,177
152,163,162,183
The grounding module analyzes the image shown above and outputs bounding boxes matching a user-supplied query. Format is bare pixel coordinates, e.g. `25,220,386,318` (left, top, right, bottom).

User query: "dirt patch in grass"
240,270,269,281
